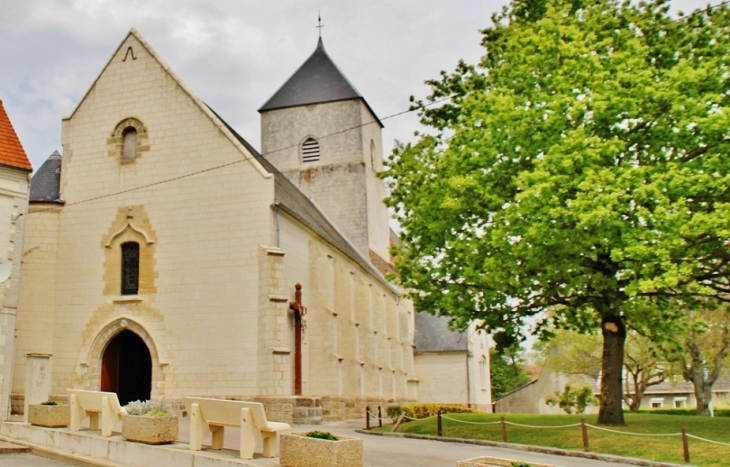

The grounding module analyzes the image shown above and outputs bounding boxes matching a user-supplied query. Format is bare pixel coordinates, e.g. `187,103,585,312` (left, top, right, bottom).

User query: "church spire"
259,34,380,128
316,11,324,38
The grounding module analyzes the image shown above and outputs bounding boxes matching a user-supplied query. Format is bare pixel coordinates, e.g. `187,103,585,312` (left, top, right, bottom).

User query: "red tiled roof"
0,100,33,172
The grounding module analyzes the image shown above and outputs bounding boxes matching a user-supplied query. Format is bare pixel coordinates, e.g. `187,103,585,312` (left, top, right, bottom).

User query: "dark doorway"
101,330,152,405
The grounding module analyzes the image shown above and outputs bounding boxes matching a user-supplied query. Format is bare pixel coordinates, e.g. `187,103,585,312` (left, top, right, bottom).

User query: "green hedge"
634,408,730,417
386,403,478,422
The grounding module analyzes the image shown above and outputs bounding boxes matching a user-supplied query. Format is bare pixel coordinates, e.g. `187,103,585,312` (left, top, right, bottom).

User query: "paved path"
0,418,670,467
276,420,639,467
0,453,71,466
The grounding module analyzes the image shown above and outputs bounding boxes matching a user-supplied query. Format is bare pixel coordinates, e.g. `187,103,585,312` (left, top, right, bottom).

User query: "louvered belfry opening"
302,138,320,163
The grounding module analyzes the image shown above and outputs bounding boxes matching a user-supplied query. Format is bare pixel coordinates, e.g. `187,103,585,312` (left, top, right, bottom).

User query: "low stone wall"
19,393,415,425
320,396,415,422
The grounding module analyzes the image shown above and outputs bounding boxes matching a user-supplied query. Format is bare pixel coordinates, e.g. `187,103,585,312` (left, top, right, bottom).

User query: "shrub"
386,403,478,422
545,384,597,414
124,400,172,417
635,408,730,417
40,400,60,406
306,430,338,441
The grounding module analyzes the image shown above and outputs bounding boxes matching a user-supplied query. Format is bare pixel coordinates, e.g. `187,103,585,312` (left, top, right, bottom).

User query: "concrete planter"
280,432,363,467
457,457,557,467
121,414,178,445
28,404,70,428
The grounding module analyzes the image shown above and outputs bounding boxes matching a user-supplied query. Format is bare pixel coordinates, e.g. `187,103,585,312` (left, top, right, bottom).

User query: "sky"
0,0,714,173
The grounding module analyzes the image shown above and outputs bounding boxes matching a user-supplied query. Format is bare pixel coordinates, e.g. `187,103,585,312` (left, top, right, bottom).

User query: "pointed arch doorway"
101,330,152,405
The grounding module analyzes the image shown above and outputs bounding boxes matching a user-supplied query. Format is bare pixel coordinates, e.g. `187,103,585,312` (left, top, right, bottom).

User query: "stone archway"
101,330,151,405
87,318,163,402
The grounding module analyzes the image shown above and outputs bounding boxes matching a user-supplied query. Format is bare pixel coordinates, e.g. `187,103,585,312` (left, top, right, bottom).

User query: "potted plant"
121,400,178,445
28,400,70,428
280,430,363,467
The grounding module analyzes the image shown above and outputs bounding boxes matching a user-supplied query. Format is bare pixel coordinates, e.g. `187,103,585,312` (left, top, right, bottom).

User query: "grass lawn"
372,413,730,467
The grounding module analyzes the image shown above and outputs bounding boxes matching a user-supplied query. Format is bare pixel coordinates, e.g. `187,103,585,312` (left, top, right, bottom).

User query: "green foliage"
40,400,60,406
385,403,477,422
306,430,339,441
124,400,172,417
511,463,532,467
545,384,597,414
541,329,672,412
490,347,532,399
636,408,730,417
675,308,730,416
382,0,730,425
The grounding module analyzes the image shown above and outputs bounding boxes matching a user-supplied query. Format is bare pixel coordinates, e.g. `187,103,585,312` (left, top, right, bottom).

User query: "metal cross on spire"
316,11,324,37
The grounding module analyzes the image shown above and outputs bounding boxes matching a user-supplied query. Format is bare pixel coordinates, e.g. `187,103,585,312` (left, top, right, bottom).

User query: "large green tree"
383,0,730,425
490,347,532,399
677,308,730,415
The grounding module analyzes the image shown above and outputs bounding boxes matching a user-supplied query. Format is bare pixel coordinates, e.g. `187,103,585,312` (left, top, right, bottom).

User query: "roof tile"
0,100,33,171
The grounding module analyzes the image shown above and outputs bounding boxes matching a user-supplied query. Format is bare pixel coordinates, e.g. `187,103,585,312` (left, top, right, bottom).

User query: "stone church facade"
11,29,418,423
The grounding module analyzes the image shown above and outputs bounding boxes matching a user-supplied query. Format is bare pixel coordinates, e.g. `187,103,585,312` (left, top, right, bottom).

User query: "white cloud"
0,0,712,171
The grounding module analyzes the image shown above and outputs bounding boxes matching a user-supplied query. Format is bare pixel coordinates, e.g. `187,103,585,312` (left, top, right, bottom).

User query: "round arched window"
122,127,138,161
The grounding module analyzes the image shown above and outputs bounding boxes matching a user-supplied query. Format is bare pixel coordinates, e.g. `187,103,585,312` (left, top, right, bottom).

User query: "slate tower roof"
0,100,33,172
259,38,382,126
30,150,62,203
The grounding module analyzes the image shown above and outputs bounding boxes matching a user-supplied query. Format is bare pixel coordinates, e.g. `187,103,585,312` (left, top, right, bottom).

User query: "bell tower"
259,38,390,265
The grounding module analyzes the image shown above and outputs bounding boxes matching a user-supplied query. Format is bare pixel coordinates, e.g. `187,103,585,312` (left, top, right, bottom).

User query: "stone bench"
68,389,127,437
184,397,290,459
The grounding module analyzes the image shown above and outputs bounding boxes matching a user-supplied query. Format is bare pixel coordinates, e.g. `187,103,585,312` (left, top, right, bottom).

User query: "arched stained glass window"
121,242,139,295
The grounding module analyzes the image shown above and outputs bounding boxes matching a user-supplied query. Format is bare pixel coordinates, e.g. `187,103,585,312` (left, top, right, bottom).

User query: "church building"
0,101,33,420
11,29,419,423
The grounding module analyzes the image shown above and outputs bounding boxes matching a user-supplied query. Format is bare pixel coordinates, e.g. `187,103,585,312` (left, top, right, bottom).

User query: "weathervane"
317,11,324,37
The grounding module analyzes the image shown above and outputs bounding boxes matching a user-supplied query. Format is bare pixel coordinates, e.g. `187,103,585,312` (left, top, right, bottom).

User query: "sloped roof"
643,376,730,395
0,100,33,172
29,150,63,203
414,312,468,353
209,108,395,293
259,38,382,127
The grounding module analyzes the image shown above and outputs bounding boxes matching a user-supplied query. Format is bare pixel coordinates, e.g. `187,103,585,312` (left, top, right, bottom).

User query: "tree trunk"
688,360,712,416
598,314,626,425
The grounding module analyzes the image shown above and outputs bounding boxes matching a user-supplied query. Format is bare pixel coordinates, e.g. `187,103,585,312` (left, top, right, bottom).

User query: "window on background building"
479,355,488,390
651,398,664,409
302,137,320,163
122,127,138,161
370,139,376,170
121,242,139,295
674,398,687,408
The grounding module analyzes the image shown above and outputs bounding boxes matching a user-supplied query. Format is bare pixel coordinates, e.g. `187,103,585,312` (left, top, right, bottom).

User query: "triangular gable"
65,28,271,180
0,100,33,172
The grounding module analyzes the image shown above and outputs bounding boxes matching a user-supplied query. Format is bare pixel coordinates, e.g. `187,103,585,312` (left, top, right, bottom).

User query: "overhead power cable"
20,95,453,216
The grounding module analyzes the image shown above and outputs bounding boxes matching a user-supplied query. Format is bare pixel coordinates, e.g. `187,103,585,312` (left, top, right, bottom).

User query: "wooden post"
378,406,383,428
392,412,406,432
581,418,589,452
289,284,306,396
365,406,370,430
682,427,690,463
437,410,442,437
500,416,507,442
